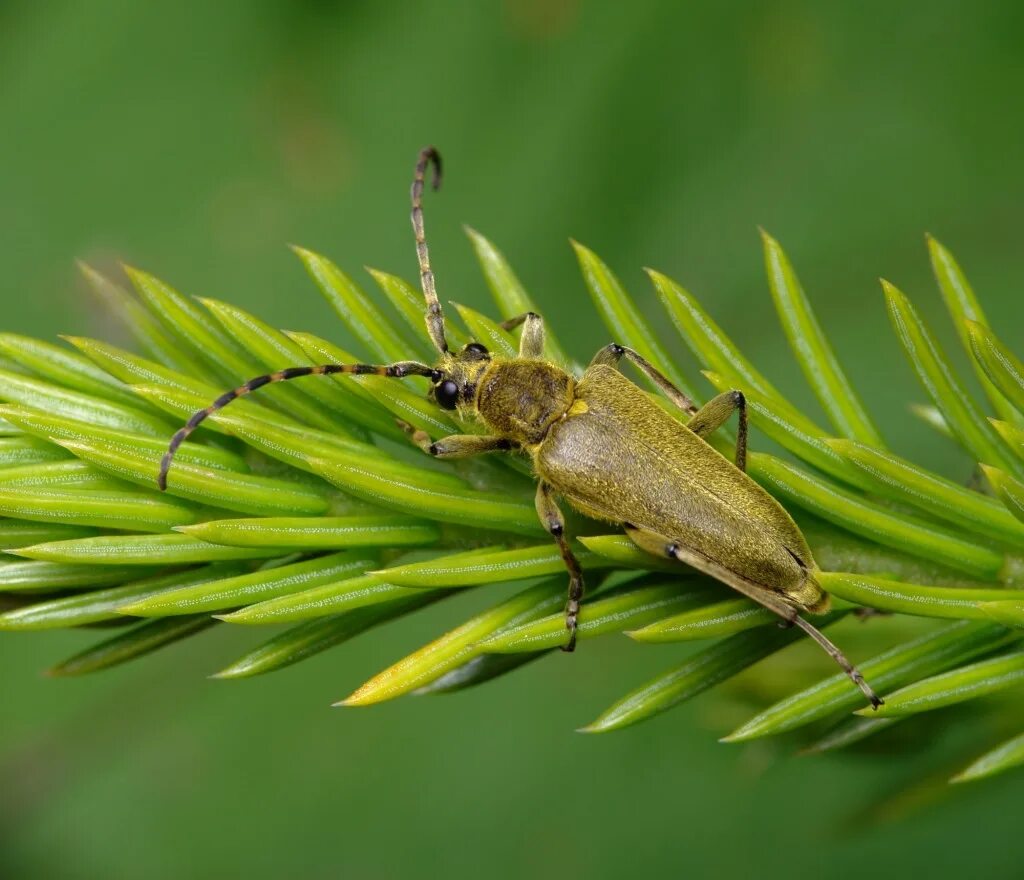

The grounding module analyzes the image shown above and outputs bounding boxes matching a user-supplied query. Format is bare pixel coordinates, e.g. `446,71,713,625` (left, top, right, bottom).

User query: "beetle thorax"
474,359,576,445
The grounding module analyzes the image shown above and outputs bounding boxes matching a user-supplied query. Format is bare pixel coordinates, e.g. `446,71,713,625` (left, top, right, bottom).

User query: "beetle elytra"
159,146,881,709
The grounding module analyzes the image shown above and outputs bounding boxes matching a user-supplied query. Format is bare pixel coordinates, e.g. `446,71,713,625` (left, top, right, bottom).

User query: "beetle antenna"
411,146,448,354
157,359,435,490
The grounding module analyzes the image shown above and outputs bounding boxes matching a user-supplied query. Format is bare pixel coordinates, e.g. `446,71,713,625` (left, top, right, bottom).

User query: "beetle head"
429,341,491,410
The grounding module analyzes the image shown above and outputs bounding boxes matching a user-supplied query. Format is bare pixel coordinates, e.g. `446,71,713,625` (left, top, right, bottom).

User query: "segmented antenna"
412,146,448,354
157,360,434,490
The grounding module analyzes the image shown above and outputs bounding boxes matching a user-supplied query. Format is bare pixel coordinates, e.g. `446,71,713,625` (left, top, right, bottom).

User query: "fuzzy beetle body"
159,147,879,708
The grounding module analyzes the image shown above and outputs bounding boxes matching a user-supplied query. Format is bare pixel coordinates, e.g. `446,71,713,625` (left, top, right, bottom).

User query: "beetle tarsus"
792,615,882,709
561,572,584,653
562,597,580,652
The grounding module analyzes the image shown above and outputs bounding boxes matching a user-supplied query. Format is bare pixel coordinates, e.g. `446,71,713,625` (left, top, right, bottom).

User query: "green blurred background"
3,1,1024,877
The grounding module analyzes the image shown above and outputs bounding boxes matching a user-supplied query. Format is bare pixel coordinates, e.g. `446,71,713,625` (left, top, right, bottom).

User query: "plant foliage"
4,229,1024,788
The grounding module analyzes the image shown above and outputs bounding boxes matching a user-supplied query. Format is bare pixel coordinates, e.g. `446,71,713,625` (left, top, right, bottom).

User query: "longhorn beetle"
159,146,881,709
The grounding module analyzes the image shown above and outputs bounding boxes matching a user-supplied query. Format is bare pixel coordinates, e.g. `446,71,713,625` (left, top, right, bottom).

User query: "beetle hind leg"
535,481,584,651
790,616,882,709
623,524,881,709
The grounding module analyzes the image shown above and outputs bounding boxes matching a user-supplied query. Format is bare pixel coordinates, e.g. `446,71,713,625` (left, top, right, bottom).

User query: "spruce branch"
2,229,1023,788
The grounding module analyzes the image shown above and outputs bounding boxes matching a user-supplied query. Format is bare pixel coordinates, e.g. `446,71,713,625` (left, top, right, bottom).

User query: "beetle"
159,146,881,709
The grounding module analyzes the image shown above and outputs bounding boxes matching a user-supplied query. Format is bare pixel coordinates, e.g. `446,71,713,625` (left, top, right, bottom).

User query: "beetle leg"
395,419,435,453
589,344,698,415
588,345,749,469
535,481,585,652
623,524,882,709
499,312,545,359
686,390,748,471
396,420,514,458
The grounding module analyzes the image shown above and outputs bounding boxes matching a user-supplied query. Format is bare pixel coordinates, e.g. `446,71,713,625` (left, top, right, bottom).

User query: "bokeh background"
3,2,1024,877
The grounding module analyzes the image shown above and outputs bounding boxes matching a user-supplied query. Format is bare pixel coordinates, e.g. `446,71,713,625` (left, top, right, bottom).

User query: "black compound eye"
435,379,460,410
464,342,489,358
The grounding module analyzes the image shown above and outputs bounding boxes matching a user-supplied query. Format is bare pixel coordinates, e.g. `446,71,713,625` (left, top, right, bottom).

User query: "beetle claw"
562,604,579,652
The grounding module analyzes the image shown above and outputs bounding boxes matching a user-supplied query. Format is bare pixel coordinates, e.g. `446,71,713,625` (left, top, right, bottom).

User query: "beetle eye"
435,379,460,410
464,342,489,358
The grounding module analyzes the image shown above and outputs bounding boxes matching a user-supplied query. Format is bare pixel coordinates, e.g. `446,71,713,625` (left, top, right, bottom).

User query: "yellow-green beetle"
159,147,880,709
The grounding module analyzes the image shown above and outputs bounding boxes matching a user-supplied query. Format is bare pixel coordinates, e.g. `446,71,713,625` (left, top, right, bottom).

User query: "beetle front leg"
589,344,698,415
500,312,545,359
686,390,748,471
535,481,584,652
397,421,514,458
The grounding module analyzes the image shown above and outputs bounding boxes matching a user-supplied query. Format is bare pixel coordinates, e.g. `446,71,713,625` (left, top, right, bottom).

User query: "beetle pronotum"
159,147,881,709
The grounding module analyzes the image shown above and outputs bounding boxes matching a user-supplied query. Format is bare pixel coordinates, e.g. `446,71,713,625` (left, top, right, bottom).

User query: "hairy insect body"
159,146,879,707
466,358,827,613
535,366,828,613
